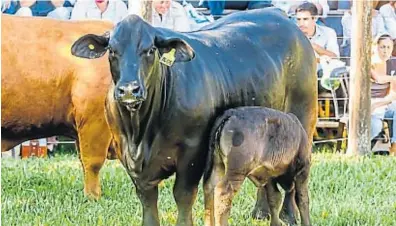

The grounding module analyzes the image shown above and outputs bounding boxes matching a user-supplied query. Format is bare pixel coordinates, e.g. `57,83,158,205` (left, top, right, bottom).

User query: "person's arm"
380,4,396,39
311,43,337,58
19,0,35,7
318,0,329,17
311,28,339,58
51,0,64,8
371,68,396,84
375,11,387,37
116,0,128,24
70,0,87,20
172,2,191,32
371,92,396,111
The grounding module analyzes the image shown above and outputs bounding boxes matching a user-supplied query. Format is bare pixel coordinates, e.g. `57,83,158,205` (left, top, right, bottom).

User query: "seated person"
3,0,73,20
341,0,387,58
152,0,190,32
295,2,339,79
201,0,272,15
379,0,396,56
71,0,128,24
272,0,329,17
370,34,396,155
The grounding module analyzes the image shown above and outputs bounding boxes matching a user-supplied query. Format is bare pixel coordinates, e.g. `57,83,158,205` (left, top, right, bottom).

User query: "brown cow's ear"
71,34,109,59
155,37,195,63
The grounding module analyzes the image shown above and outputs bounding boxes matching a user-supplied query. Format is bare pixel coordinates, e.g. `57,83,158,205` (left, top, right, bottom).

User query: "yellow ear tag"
160,48,176,67
88,44,95,50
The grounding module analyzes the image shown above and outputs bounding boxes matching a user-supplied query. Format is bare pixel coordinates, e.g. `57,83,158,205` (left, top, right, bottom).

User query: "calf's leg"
203,156,225,226
214,172,245,226
266,180,285,226
295,168,311,226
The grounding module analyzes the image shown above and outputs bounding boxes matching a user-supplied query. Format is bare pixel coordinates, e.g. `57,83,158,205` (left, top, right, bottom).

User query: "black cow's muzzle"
115,83,145,112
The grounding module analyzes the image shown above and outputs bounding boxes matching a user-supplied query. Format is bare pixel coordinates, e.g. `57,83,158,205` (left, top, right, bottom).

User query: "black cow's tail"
204,110,234,182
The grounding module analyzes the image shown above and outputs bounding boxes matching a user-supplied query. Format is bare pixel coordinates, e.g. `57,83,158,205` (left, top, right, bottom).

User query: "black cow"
71,8,317,226
206,107,311,226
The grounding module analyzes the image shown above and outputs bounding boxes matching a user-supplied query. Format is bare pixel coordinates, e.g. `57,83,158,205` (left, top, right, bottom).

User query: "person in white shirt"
152,0,191,32
341,0,387,60
379,1,396,39
71,0,128,24
295,2,339,73
272,0,329,17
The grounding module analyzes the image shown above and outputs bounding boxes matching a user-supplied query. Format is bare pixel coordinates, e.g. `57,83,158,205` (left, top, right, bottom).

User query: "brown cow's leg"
266,180,285,226
1,140,23,152
78,123,110,199
136,186,160,226
295,168,311,226
203,157,225,226
214,173,245,226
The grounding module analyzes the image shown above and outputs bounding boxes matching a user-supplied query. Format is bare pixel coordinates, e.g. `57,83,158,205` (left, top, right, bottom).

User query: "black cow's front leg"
173,165,202,226
136,185,160,226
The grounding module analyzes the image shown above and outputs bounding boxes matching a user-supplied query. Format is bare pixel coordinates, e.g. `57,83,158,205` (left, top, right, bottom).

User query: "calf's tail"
203,110,235,181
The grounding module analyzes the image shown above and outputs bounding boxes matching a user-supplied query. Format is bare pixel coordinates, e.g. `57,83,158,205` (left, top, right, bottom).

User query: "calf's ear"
71,32,110,59
154,37,195,63
266,118,281,125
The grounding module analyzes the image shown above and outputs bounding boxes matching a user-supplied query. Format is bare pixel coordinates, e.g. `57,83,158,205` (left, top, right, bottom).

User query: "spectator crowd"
2,0,396,155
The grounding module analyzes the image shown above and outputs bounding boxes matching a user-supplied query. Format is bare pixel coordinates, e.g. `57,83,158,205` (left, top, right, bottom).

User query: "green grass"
2,153,396,226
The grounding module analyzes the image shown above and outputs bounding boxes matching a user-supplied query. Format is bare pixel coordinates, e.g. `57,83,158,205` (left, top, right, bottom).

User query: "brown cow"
1,15,115,199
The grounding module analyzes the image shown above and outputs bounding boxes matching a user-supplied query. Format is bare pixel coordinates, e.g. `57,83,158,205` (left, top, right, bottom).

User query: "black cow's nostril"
117,86,126,97
132,86,140,95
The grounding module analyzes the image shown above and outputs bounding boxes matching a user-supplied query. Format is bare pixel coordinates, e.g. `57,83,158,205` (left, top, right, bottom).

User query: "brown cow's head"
71,15,195,112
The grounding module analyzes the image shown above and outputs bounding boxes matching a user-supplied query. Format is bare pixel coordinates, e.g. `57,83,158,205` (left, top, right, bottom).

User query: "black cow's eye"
147,47,156,56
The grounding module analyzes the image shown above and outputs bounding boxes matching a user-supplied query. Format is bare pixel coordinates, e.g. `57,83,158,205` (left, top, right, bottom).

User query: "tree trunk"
346,0,372,155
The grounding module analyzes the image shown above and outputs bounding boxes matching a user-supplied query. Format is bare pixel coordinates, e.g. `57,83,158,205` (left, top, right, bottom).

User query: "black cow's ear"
71,33,109,59
155,37,195,62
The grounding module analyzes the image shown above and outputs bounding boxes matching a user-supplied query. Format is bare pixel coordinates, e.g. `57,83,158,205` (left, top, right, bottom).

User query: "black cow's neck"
130,59,170,151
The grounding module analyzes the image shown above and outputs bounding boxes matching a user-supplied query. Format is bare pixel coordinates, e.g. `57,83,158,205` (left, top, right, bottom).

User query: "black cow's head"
71,15,195,112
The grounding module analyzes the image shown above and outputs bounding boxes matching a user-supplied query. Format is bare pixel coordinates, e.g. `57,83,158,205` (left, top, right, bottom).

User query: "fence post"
346,0,372,155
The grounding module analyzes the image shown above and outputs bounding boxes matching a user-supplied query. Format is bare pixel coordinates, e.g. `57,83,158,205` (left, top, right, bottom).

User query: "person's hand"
51,0,64,8
19,0,35,7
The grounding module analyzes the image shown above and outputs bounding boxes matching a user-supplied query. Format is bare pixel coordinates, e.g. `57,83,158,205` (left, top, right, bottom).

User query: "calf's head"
71,15,195,112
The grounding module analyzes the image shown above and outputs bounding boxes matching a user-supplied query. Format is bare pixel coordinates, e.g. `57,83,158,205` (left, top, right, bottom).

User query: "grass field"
2,153,396,226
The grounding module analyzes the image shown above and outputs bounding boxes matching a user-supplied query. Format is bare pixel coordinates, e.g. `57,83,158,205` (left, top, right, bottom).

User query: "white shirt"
272,0,329,17
311,24,340,58
152,1,191,32
342,10,387,45
379,4,396,39
71,0,128,25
